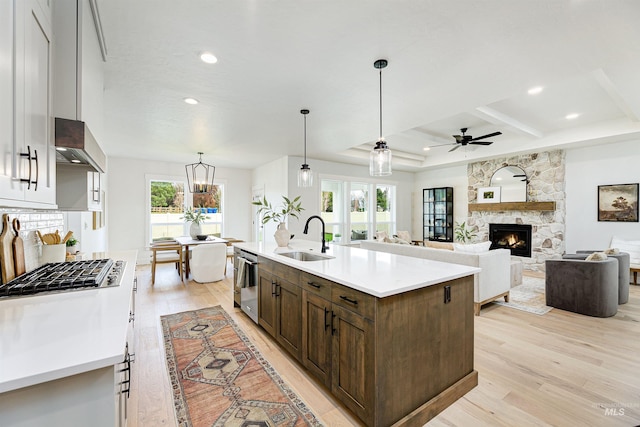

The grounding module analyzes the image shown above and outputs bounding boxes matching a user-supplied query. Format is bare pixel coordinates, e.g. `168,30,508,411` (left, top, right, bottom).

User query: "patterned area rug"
492,276,553,315
161,306,321,426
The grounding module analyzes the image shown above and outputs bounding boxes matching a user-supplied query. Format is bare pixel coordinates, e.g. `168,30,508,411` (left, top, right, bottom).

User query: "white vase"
274,223,290,247
190,222,202,239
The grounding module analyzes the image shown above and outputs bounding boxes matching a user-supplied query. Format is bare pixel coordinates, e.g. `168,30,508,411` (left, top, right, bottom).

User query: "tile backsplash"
0,210,65,273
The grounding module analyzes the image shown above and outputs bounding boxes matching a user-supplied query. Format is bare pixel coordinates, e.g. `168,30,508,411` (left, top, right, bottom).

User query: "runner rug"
161,306,322,426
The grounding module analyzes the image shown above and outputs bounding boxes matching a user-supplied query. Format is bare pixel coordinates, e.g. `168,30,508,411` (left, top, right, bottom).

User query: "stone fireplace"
489,223,532,257
467,150,566,271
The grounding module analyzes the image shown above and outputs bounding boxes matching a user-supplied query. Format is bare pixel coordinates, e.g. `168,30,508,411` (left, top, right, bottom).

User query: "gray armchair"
563,251,630,304
545,257,619,317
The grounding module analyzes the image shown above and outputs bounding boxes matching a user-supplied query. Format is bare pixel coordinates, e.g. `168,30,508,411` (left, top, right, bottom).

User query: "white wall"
565,139,640,252
413,164,468,240
252,157,290,243
108,157,252,263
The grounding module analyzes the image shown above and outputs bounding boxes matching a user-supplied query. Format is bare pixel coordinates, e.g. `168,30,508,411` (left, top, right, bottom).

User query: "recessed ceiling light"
565,113,580,120
184,97,199,105
200,52,218,64
423,147,431,151
71,159,81,163
527,86,543,95
55,147,67,151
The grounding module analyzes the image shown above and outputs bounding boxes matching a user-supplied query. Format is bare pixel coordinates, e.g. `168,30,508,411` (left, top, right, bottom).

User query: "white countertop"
0,250,137,393
235,240,479,298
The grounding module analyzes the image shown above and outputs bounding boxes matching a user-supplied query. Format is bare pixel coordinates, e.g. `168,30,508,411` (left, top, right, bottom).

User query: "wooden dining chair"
150,241,184,285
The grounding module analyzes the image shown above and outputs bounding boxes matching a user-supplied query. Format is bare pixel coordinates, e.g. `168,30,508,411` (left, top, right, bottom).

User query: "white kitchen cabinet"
57,163,103,211
53,0,106,129
0,0,57,208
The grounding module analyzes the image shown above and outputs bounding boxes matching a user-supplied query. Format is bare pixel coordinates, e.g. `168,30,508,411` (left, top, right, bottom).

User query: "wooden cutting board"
12,218,26,276
0,214,16,284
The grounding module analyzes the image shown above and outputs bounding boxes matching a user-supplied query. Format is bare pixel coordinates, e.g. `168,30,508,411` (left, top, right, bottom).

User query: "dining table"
174,236,227,278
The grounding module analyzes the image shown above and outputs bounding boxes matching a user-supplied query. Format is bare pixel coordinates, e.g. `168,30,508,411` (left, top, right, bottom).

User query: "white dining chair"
190,243,227,283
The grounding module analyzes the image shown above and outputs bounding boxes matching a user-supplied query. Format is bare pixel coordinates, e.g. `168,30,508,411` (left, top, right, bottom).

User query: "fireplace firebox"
489,223,532,257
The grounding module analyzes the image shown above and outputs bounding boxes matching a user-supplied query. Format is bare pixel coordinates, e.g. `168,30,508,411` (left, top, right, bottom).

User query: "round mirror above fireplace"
490,165,527,202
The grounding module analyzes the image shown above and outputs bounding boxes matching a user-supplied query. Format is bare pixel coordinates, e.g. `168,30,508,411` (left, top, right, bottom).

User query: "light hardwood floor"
129,264,640,426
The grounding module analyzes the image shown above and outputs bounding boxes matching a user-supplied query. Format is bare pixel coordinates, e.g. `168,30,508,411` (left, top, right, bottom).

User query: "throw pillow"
396,231,411,242
585,252,608,261
375,231,388,241
604,247,619,255
425,241,454,251
453,241,492,253
610,236,640,264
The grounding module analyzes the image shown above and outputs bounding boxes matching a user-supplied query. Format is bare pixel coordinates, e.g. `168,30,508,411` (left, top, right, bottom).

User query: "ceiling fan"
449,127,502,152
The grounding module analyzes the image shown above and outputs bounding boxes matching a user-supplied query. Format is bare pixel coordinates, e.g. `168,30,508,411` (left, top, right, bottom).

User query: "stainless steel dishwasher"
236,250,259,323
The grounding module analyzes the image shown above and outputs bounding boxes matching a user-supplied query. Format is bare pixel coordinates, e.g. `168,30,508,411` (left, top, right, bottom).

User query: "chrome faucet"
303,215,329,253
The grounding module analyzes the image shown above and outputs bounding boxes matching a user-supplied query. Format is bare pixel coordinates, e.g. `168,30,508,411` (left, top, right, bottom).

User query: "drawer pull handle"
331,311,336,335
339,295,358,305
307,281,321,289
271,281,277,296
324,307,330,330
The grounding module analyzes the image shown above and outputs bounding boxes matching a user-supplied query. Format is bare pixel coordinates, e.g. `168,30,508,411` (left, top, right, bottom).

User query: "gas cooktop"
0,258,125,299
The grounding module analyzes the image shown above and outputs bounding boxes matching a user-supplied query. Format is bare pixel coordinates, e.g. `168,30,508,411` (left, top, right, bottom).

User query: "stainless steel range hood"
55,117,106,173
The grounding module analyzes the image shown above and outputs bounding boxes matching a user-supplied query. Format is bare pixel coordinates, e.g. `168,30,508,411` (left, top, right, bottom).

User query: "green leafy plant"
66,237,78,247
181,206,210,225
454,221,477,243
252,195,304,225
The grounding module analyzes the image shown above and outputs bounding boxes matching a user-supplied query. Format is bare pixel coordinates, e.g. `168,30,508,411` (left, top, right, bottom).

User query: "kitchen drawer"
259,257,300,284
300,272,332,299
331,283,375,320
258,256,275,273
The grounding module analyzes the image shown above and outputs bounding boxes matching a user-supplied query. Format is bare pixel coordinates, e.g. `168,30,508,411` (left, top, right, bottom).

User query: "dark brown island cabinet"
255,255,477,427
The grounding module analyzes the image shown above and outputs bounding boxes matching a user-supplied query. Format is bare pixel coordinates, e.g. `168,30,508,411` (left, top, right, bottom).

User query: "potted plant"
182,206,210,238
252,195,304,247
454,221,477,244
65,236,79,254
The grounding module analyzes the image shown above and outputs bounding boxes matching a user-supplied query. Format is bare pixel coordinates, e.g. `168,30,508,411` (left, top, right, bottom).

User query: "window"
149,179,185,240
350,182,369,240
320,178,395,244
193,185,224,236
148,176,224,241
320,180,344,242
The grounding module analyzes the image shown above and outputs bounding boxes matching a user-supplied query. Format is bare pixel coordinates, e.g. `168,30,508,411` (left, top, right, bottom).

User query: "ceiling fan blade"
470,131,502,141
452,135,463,142
448,144,461,152
469,141,493,146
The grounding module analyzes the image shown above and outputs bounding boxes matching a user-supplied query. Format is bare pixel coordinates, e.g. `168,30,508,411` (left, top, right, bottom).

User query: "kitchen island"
0,250,137,427
234,240,480,427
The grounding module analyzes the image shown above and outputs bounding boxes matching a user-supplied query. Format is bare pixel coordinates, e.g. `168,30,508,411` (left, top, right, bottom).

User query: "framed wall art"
598,183,638,222
477,186,501,203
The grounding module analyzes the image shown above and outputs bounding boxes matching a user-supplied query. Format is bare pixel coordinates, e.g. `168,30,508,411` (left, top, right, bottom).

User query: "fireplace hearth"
489,223,532,257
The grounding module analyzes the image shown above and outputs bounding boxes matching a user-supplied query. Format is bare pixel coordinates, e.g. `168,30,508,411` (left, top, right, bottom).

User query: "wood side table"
631,266,640,285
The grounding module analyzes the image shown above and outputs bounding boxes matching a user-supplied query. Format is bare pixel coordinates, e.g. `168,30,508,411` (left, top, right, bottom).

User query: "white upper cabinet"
0,0,57,208
53,0,106,132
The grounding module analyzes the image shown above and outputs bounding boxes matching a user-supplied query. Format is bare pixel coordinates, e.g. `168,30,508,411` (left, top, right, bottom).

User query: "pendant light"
298,109,313,187
370,59,392,176
185,152,216,193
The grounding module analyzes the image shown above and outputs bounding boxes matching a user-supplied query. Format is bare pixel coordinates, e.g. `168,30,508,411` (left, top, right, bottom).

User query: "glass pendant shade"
185,152,215,193
298,109,313,187
370,59,392,176
298,164,313,187
370,140,392,176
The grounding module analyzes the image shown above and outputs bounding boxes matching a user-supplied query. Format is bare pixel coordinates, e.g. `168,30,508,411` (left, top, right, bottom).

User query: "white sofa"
360,240,511,315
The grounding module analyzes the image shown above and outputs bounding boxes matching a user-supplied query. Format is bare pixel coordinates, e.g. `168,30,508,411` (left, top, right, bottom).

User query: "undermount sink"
278,251,334,261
